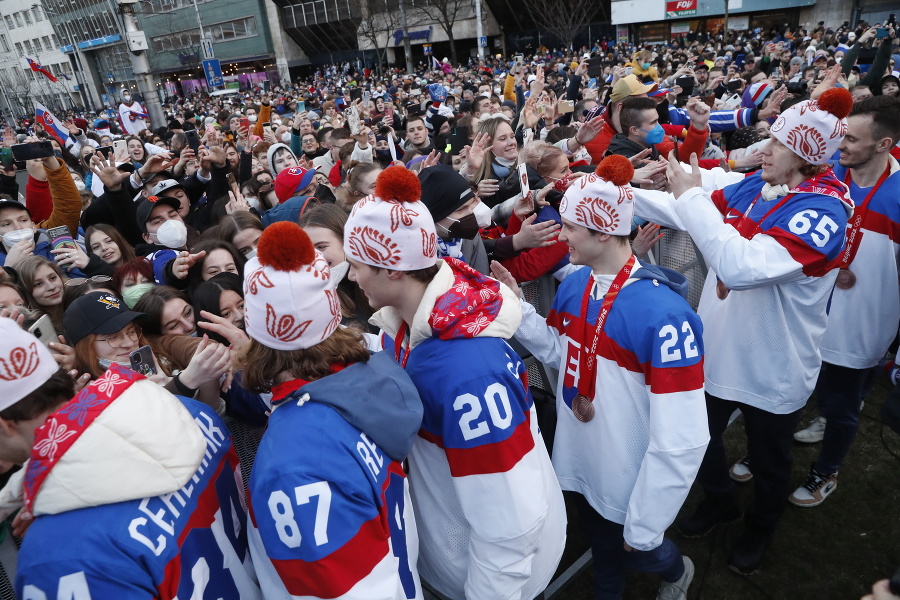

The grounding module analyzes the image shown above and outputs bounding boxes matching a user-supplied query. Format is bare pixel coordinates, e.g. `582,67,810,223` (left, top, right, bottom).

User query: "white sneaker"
657,556,694,600
789,469,838,507
794,416,826,443
729,455,753,482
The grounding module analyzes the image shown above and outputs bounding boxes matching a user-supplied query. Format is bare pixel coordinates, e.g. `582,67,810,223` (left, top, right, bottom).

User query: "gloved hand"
427,83,448,103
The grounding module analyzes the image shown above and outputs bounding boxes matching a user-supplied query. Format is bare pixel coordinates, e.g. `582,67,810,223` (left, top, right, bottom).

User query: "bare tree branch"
405,0,468,64
523,0,598,50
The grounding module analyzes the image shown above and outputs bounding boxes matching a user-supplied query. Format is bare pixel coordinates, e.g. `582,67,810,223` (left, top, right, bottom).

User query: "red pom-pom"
257,221,315,271
817,87,853,120
595,155,634,186
375,165,421,203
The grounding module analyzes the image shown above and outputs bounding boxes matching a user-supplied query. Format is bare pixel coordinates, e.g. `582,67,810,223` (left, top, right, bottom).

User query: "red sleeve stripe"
645,359,705,394
271,515,389,598
864,210,900,244
711,189,730,216
765,229,832,276
596,335,643,374
443,412,534,478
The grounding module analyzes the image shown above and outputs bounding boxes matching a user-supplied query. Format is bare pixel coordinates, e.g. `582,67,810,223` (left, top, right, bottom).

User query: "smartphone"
184,129,200,153
703,91,716,108
335,97,346,111
239,117,250,131
624,66,633,76
727,79,743,92
97,145,113,159
262,80,270,93
130,345,157,376
384,106,394,119
675,76,695,94
558,100,574,114
297,100,306,112
225,172,236,188
47,225,76,252
270,122,279,131
28,314,57,348
449,125,469,154
517,163,529,199
876,28,889,38
587,58,604,78
0,147,13,169
363,91,370,106
350,88,363,103
112,139,127,157
11,140,54,161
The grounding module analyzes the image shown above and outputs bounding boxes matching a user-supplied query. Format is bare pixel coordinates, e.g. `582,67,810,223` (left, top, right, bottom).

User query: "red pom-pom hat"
770,86,852,166
560,156,636,235
257,221,316,271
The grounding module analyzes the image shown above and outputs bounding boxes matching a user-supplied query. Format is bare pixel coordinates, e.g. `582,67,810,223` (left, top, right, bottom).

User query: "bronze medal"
572,394,595,423
716,280,730,300
835,269,856,290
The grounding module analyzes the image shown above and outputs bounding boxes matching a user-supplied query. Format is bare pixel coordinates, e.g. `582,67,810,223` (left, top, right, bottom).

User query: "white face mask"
2,227,34,249
330,260,350,282
74,180,86,191
473,201,493,229
122,94,132,103
153,219,188,248
248,114,258,123
244,248,257,260
244,196,260,210
99,358,131,369
281,132,291,143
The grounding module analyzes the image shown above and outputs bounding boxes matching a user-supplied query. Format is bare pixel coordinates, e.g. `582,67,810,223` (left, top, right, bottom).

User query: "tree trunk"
447,27,458,65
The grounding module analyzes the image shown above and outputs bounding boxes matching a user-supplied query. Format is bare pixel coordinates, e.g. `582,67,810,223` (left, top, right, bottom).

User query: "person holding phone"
66,291,231,410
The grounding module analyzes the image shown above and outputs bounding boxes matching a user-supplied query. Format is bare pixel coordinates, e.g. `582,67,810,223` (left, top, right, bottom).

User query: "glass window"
4,16,14,29
33,7,43,21
51,34,60,47
14,42,22,57
23,40,33,54
42,36,51,50
14,13,24,27
33,38,42,52
23,11,32,25
0,35,9,53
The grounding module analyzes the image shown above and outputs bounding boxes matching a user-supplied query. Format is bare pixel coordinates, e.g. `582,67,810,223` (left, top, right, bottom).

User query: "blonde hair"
472,117,517,184
521,141,566,178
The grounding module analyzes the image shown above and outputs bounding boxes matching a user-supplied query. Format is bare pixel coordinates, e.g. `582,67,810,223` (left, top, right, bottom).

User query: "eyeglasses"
65,275,113,288
96,324,141,348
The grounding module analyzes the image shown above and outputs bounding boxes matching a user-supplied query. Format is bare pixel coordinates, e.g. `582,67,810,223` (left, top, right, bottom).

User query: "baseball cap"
135,196,181,233
610,75,658,103
648,88,674,98
274,166,317,203
151,179,183,197
64,292,146,346
0,317,60,411
0,200,30,216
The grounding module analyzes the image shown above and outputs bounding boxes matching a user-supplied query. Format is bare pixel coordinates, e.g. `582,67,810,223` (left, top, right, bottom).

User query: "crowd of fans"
0,15,899,600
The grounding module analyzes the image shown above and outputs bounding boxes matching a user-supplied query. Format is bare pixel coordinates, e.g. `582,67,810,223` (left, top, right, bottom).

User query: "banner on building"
665,0,697,19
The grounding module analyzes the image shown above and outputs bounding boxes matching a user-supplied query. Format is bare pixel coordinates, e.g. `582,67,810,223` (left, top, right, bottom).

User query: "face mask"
639,123,665,146
2,227,33,249
444,212,481,240
123,282,156,309
74,180,86,191
376,149,392,160
244,248,257,260
313,184,336,204
330,260,350,282
473,201,493,229
641,62,652,70
153,219,188,249
244,195,260,210
248,114,258,123
99,357,131,369
281,132,291,143
122,94,131,103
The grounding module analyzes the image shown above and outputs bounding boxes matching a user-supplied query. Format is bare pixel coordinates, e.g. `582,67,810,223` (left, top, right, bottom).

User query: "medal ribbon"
839,165,890,270
394,321,411,368
733,192,796,239
576,255,637,402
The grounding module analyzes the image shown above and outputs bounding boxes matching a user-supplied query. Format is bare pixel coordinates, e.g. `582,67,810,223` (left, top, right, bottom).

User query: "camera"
785,81,808,95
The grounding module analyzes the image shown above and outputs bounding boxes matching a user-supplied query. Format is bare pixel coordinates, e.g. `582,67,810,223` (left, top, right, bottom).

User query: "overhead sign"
202,58,223,88
201,37,215,60
665,0,697,19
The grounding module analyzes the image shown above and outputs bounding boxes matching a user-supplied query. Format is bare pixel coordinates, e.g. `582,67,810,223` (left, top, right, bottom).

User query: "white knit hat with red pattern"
343,166,437,271
0,317,59,410
559,155,636,236
769,87,853,166
243,222,342,351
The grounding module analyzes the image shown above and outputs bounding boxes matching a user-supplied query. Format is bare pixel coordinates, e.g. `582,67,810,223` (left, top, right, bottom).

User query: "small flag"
26,57,58,82
34,102,69,145
432,56,441,71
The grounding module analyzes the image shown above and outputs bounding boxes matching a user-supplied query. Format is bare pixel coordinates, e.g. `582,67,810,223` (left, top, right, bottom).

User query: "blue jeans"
813,362,874,475
573,493,684,600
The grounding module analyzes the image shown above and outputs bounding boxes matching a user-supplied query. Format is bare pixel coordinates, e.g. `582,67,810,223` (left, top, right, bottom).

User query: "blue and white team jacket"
515,262,709,551
820,159,900,368
247,352,423,600
635,169,853,413
16,367,259,600
374,258,567,600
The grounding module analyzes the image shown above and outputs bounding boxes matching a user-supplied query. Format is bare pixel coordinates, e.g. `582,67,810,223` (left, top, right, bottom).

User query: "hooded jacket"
372,258,566,600
15,365,260,599
634,168,854,413
515,260,708,551
247,351,424,600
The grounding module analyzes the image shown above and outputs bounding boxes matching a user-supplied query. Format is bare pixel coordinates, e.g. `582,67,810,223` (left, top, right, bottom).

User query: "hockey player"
118,89,150,135
0,317,260,599
493,155,708,600
240,221,424,599
343,166,566,600
632,87,854,573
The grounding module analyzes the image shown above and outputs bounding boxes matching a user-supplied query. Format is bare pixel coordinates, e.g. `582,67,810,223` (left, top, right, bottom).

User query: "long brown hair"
74,328,153,379
18,255,66,330
239,325,369,393
473,116,517,183
85,223,136,267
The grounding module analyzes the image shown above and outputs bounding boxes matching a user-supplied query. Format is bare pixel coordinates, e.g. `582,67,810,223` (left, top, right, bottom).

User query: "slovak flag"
26,57,58,82
34,102,69,145
432,56,441,71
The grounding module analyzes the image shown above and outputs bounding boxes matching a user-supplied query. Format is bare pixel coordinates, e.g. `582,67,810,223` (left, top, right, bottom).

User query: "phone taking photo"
28,314,58,348
130,345,157,376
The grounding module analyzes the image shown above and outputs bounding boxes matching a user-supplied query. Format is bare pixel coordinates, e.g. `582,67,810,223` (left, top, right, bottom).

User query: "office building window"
14,12,24,27
23,10,32,25
23,40,33,55
33,6,43,21
14,42,22,57
33,38,42,52
150,16,257,52
4,15,14,29
42,36,51,50
0,35,9,52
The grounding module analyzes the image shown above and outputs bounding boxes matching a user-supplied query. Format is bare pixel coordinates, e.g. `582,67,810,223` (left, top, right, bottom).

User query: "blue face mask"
639,123,665,146
641,62,652,70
